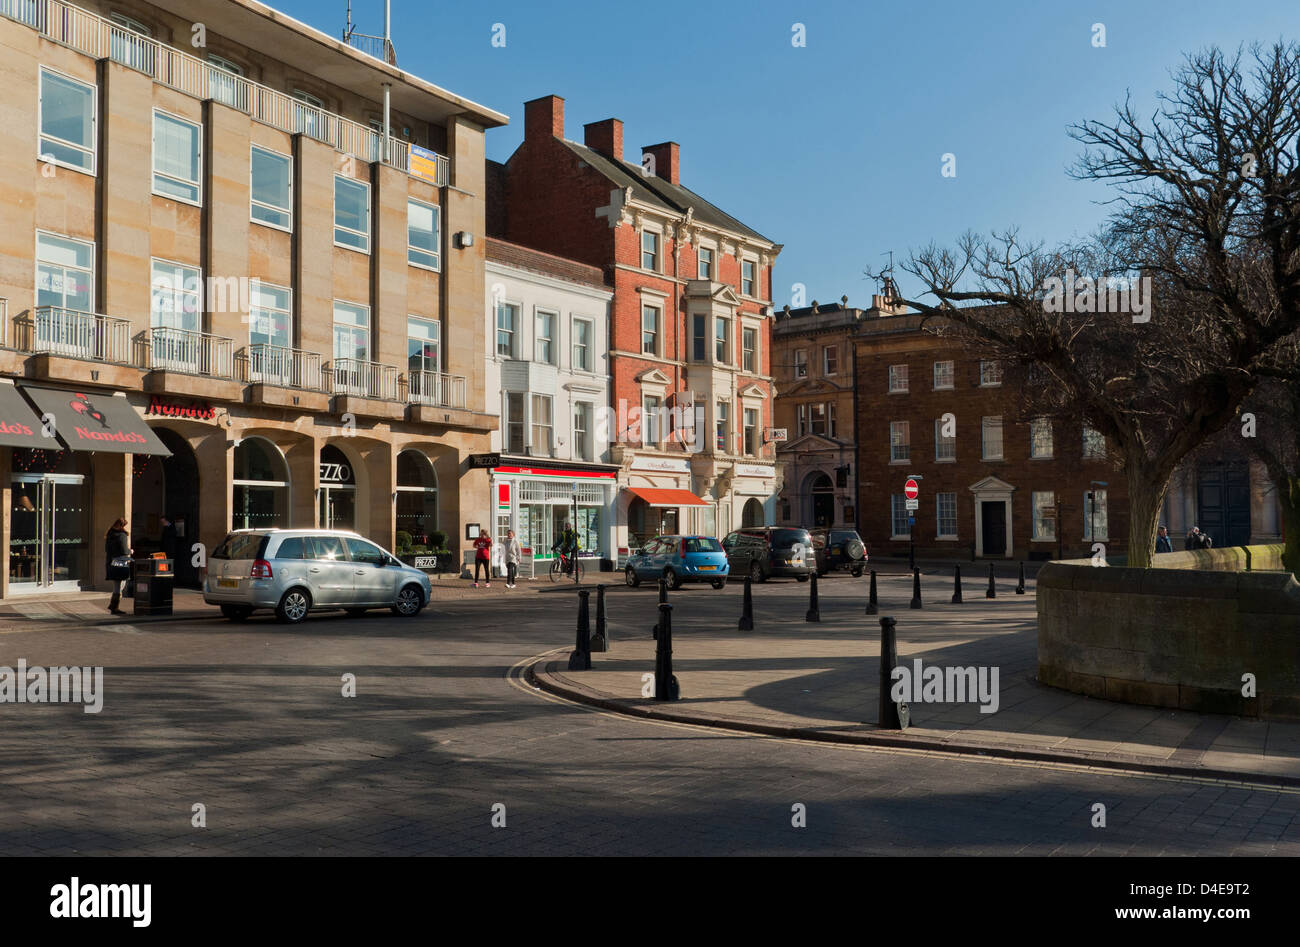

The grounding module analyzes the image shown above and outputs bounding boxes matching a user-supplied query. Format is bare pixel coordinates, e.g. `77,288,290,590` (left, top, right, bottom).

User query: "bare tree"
869,44,1300,568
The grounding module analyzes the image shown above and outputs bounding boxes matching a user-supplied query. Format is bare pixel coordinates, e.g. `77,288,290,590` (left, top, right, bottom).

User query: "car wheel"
851,566,864,578
750,562,766,584
345,607,369,617
664,568,682,590
391,584,424,617
275,588,311,624
796,574,810,582
220,604,251,622
625,566,640,588
711,578,725,590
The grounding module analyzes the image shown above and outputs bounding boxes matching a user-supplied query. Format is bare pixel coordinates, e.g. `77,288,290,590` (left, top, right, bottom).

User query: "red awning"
626,487,708,508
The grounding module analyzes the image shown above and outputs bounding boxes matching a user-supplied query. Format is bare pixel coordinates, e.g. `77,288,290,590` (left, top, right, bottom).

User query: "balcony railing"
406,370,467,409
138,327,234,378
328,358,399,401
17,307,132,363
1,0,448,183
343,32,396,65
236,344,323,390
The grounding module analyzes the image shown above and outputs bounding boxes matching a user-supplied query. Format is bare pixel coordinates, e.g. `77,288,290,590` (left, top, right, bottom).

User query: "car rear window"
683,537,722,553
211,533,267,561
773,529,812,548
273,537,308,560
830,530,861,544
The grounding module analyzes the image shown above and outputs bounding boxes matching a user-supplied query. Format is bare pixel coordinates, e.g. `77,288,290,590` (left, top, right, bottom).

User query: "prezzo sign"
319,462,353,483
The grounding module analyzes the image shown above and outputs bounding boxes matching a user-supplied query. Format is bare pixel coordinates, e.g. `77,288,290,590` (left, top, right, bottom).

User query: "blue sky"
280,0,1299,308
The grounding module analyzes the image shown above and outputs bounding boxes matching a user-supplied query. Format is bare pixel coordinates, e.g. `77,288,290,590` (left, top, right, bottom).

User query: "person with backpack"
473,531,492,588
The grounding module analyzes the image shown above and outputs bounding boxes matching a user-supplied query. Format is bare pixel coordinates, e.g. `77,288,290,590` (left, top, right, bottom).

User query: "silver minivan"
204,529,431,624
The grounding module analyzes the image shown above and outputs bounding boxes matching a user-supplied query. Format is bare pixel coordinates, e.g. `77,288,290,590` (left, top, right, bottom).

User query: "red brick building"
488,94,782,548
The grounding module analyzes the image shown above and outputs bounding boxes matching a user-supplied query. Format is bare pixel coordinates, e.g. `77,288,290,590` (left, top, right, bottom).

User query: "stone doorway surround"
970,475,1015,558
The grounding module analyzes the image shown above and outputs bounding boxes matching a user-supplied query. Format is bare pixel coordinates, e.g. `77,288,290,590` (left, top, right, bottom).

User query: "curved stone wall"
1036,546,1300,720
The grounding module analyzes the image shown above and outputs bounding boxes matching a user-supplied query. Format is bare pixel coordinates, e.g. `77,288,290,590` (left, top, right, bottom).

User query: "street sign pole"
904,477,921,570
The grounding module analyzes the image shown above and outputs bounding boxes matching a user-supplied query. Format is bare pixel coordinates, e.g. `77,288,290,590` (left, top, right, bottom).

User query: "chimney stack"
642,141,680,186
583,118,624,161
524,94,565,142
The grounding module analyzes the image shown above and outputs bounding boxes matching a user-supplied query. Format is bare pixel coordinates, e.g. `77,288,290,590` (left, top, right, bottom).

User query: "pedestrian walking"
1184,526,1201,551
504,529,521,589
105,517,131,615
473,531,492,588
1155,525,1173,554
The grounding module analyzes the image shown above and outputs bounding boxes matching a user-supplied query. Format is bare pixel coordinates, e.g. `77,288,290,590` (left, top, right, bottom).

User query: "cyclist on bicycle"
552,522,579,573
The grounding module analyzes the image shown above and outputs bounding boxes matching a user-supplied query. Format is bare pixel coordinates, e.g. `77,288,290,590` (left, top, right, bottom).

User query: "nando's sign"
145,396,216,421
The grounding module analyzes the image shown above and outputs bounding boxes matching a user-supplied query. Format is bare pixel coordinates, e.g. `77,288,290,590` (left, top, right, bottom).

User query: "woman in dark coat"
105,518,130,615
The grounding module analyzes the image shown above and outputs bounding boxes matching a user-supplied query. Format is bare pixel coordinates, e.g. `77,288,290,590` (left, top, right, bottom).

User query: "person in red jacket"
473,532,492,588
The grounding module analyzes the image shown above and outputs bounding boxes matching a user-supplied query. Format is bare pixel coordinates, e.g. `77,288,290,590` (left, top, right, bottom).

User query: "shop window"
233,438,288,530
396,451,439,548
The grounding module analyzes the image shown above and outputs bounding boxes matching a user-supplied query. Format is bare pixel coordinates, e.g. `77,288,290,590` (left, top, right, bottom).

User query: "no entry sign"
904,478,919,500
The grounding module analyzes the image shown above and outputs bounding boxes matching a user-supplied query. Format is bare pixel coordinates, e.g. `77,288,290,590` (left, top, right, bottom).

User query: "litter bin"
134,556,174,616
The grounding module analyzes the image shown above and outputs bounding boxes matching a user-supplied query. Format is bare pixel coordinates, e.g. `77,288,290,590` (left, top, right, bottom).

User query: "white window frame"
794,348,808,378
1082,424,1107,460
151,108,202,206
643,394,663,447
572,317,593,372
35,230,95,313
934,418,956,462
333,175,371,253
1032,491,1056,541
1030,418,1054,459
715,399,730,454
979,360,1003,387
741,258,757,297
332,299,371,363
714,316,731,365
981,416,1004,460
534,309,557,365
573,401,593,462
248,280,292,349
891,494,911,539
933,360,954,390
889,420,910,463
496,301,519,358
810,402,829,437
697,246,713,280
504,391,526,454
249,145,292,232
888,364,908,393
641,304,661,356
796,403,808,437
38,67,97,176
742,325,757,373
936,492,958,539
407,198,440,271
822,344,839,376
530,394,554,456
743,407,759,456
149,257,202,331
641,229,660,272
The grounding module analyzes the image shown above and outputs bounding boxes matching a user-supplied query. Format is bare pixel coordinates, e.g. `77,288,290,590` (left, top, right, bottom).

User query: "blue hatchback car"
625,535,729,589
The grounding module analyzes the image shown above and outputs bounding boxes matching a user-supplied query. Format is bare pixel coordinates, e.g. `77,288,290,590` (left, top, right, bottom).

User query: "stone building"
0,0,505,596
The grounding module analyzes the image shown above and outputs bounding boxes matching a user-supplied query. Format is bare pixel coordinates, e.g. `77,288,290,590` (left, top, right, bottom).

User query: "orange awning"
626,487,709,508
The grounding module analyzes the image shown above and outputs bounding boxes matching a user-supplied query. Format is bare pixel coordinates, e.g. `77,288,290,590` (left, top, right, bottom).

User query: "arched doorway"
319,444,356,530
132,428,201,587
396,450,438,548
807,472,834,527
233,437,290,531
741,497,764,528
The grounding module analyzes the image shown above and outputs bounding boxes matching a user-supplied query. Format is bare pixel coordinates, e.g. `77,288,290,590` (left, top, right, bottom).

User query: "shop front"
490,462,618,575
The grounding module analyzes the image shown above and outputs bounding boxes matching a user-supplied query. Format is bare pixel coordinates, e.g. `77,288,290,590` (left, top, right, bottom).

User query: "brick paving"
0,570,1295,855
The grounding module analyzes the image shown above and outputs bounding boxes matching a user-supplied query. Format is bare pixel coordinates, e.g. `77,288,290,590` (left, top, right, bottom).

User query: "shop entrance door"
9,474,89,592
319,486,356,531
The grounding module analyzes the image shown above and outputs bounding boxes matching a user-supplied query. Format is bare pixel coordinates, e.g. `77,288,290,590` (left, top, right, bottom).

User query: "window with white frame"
981,416,1003,460
1083,489,1109,541
1032,491,1056,540
743,408,759,455
888,364,908,393
934,418,956,461
1030,418,1054,458
208,54,247,110
535,310,557,364
291,89,326,140
933,360,954,389
407,315,440,378
150,259,201,333
249,282,291,350
572,318,592,371
642,305,660,355
504,391,525,454
334,176,370,252
408,199,440,270
936,492,958,538
823,344,839,376
715,316,730,364
641,230,659,271
890,421,910,462
796,403,808,437
715,400,729,452
691,314,707,362
39,69,96,174
891,494,911,538
36,232,93,313
152,110,201,204
979,360,1003,386
698,246,713,280
742,327,757,372
794,349,808,378
827,402,838,438
643,394,662,446
109,12,155,72
332,300,369,363
530,394,553,456
250,146,291,230
811,403,829,436
741,259,756,296
574,402,593,461
1082,424,1107,459
496,302,518,358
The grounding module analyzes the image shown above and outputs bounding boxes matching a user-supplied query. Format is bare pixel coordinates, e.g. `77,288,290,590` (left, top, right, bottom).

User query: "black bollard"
951,565,963,604
654,601,680,701
866,569,878,615
567,589,592,670
738,574,754,631
1016,561,1026,595
878,616,911,729
909,567,922,609
986,562,996,599
591,584,609,652
805,571,821,622
652,577,667,639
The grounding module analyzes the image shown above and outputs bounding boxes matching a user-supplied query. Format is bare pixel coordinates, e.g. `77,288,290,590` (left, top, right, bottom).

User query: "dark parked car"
722,527,814,583
810,527,868,577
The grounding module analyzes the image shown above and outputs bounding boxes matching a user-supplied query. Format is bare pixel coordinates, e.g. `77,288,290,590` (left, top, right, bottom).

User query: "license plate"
218,578,238,589
698,565,716,571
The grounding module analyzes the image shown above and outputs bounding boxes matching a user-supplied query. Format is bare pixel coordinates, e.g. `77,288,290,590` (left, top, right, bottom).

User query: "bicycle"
549,552,584,582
